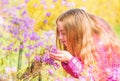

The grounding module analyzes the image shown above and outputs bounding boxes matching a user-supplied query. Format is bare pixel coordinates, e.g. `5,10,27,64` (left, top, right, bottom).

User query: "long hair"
56,8,120,80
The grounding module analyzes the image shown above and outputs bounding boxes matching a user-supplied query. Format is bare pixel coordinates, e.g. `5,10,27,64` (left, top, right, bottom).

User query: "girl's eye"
62,33,65,35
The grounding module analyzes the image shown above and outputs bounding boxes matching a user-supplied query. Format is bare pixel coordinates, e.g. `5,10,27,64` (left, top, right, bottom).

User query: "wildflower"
53,0,58,2
45,12,51,17
44,19,48,24
20,44,24,49
35,55,41,61
24,0,29,3
25,53,30,58
48,69,54,76
5,67,17,74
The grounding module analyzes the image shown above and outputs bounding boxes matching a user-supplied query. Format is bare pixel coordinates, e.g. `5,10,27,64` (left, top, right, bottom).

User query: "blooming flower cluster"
0,1,60,80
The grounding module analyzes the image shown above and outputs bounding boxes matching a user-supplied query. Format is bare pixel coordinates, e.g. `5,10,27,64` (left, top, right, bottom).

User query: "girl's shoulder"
94,34,108,54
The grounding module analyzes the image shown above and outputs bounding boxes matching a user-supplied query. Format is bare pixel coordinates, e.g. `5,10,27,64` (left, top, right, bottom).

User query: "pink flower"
62,77,75,81
48,69,54,76
5,67,17,73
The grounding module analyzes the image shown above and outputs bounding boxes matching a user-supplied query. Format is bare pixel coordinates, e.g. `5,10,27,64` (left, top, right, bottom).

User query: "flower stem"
17,42,23,71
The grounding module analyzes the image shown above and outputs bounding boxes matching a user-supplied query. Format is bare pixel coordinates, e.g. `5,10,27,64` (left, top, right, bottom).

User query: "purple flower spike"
22,10,27,16
30,32,40,41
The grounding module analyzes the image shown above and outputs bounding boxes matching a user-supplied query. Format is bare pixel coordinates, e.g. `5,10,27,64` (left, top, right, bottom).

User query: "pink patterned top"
61,38,120,81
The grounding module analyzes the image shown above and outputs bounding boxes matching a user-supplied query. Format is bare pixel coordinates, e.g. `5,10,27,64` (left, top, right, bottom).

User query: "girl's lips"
61,41,66,45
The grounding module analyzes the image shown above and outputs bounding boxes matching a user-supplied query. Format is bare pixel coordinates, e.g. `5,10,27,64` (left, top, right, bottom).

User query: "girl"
49,8,120,81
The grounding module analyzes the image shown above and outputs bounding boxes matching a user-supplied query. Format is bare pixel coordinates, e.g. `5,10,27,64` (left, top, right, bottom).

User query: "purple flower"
42,53,54,64
66,2,75,7
51,46,57,53
24,0,29,3
34,4,39,8
46,45,51,50
22,10,27,16
40,0,46,5
46,45,57,53
35,42,44,47
35,55,41,61
30,32,40,41
2,0,9,5
44,30,54,37
6,47,12,50
23,17,34,29
5,43,14,50
27,45,34,50
53,63,60,70
20,44,24,49
23,31,29,41
14,48,18,52
42,53,60,69
43,19,48,24
48,69,54,76
25,53,30,58
53,0,58,2
45,12,51,17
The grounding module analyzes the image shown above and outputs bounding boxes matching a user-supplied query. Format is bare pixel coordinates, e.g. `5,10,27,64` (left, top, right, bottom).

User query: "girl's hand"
49,50,73,62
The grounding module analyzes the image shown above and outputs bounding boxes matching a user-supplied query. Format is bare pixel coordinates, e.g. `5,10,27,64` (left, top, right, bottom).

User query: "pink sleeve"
61,57,83,78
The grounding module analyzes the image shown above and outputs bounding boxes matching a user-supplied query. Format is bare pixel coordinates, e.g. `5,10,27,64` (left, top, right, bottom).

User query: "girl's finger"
56,50,64,54
50,54,61,61
50,53,59,58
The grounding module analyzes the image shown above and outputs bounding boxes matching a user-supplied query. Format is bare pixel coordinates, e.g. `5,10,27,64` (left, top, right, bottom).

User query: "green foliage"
113,25,120,38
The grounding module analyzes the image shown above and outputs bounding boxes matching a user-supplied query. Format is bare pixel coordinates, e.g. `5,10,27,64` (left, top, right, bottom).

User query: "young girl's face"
57,21,67,47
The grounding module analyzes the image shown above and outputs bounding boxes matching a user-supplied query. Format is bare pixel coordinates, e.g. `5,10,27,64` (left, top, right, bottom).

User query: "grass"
113,25,120,38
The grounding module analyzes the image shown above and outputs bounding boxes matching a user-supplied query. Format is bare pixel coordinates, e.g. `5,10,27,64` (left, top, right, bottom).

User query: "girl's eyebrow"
60,30,65,32
57,29,64,32
59,30,66,33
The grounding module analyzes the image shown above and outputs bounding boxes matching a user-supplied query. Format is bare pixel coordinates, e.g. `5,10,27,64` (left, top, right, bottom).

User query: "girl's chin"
61,42,67,46
63,43,67,46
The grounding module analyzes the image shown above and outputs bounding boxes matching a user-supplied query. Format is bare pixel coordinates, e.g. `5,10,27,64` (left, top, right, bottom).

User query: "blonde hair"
56,8,120,80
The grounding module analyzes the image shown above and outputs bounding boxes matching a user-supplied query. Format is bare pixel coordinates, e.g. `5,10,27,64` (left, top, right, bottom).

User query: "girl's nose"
58,34,63,40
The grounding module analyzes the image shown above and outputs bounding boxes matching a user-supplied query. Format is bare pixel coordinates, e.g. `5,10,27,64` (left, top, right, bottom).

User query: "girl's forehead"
57,21,62,27
57,21,65,31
